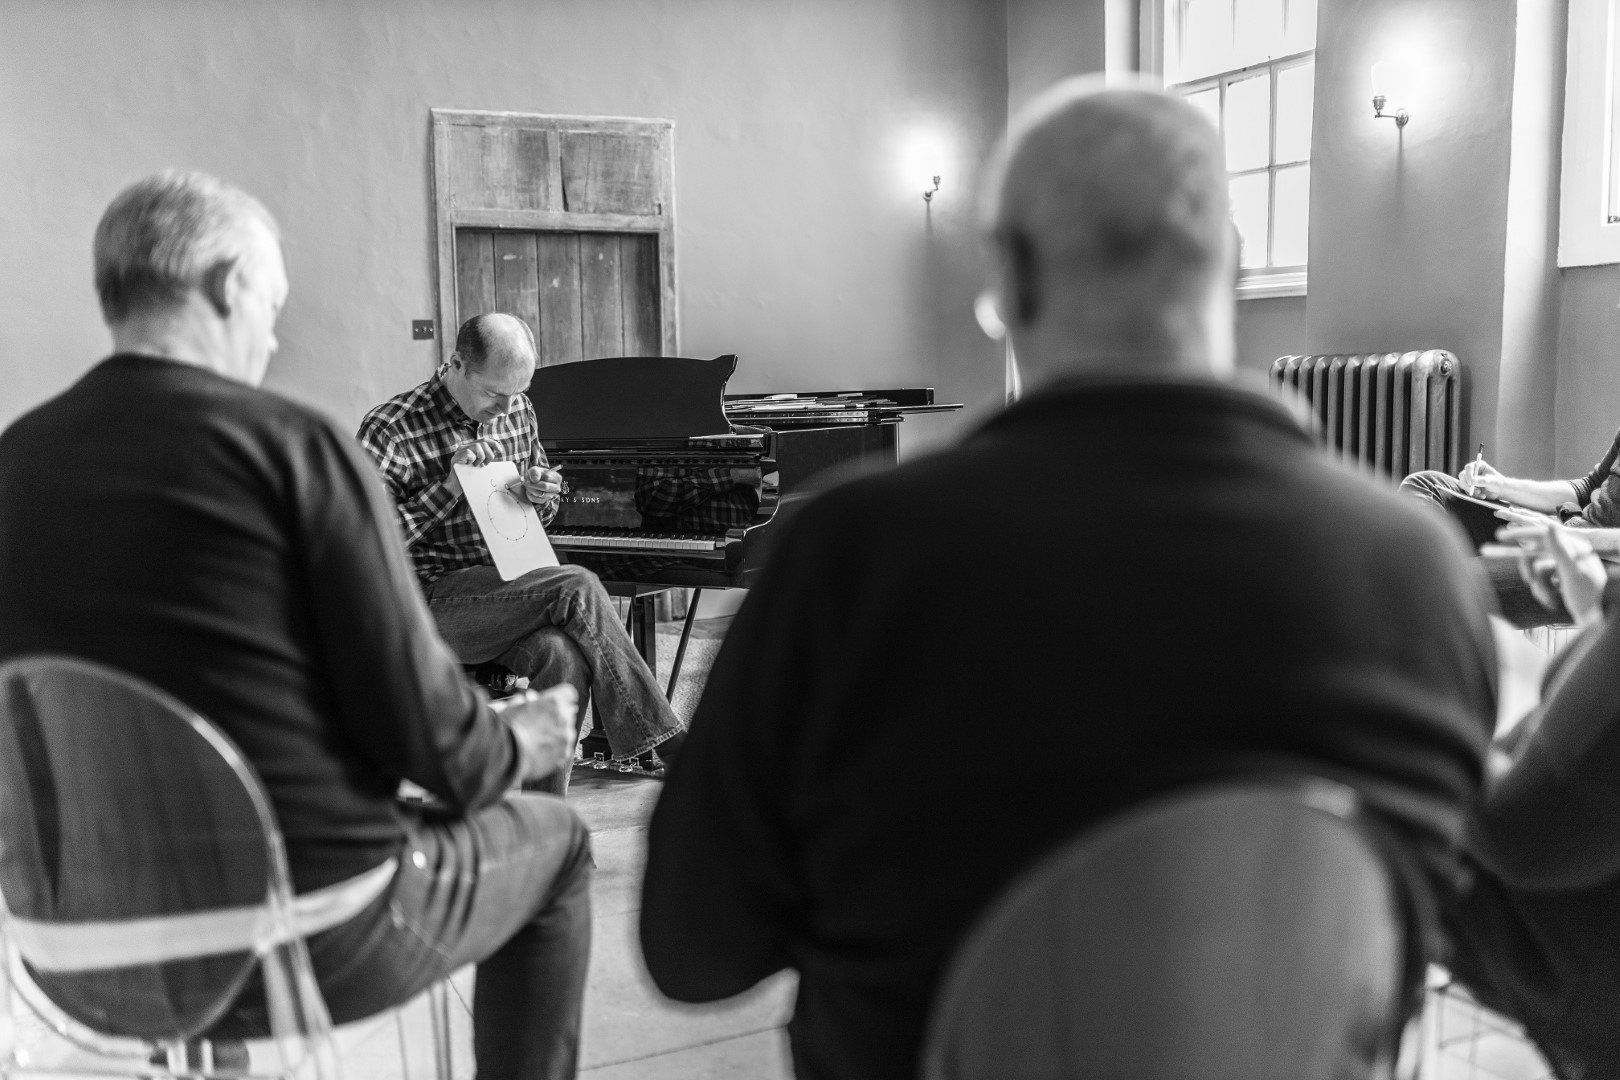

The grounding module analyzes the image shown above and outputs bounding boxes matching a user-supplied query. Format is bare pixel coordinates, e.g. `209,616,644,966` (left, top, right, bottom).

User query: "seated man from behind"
0,173,590,1080
641,80,1499,1080
358,314,685,780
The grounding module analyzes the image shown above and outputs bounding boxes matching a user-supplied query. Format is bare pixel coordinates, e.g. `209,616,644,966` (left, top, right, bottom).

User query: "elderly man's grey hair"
983,80,1231,344
92,170,280,323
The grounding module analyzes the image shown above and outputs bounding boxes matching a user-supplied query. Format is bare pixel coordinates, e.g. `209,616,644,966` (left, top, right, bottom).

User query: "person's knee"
1399,469,1454,501
507,793,594,890
525,625,590,689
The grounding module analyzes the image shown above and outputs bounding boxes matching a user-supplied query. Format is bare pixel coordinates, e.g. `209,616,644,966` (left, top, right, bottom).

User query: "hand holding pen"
1459,443,1503,499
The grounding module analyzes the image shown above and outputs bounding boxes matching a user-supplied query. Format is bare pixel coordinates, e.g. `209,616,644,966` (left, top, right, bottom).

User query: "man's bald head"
456,313,537,377
984,80,1235,382
444,313,538,424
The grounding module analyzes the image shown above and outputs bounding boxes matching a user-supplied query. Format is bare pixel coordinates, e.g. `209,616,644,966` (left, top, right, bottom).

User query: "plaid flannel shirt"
357,373,557,585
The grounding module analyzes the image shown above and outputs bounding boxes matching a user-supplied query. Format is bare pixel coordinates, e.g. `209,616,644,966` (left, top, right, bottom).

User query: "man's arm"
298,421,526,808
1461,460,1578,512
639,509,836,1000
355,418,462,548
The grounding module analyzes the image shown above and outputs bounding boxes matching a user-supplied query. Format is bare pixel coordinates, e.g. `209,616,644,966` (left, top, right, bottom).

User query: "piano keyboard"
549,530,730,556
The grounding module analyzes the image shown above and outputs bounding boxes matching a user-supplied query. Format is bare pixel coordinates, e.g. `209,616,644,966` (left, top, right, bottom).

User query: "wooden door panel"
537,233,584,368
492,232,541,346
579,233,625,360
454,229,495,334
620,234,661,357
434,111,676,364
561,132,663,214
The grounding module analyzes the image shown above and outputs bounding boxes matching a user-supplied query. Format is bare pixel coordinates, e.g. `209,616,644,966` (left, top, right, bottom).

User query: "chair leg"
427,981,453,1080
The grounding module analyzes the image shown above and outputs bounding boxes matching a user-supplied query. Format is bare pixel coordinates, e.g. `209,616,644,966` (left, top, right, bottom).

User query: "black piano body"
528,354,960,591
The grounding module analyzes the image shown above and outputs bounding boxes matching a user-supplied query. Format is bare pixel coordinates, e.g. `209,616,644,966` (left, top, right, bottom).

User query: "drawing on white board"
454,460,559,580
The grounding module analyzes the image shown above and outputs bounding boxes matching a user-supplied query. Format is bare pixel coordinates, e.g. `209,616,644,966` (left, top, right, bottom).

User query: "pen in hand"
1470,443,1485,496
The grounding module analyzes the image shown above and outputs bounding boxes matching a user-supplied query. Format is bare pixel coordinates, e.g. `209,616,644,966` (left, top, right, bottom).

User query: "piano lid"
527,355,737,441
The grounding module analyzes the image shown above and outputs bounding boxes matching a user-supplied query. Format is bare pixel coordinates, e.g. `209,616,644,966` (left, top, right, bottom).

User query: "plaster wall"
1306,0,1518,455
1494,0,1565,476
1236,296,1309,376
1005,0,1107,116
1554,265,1620,476
0,0,1007,454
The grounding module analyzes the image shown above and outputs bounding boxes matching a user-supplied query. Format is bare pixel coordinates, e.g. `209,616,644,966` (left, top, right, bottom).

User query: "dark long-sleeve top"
0,355,521,892
1563,427,1620,525
641,373,1499,1080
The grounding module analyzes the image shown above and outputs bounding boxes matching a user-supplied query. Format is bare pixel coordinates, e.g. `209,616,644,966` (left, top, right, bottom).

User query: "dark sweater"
641,373,1499,1080
0,355,520,891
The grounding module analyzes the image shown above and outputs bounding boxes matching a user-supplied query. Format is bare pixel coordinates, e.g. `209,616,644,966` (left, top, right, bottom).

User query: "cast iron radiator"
1269,351,1462,481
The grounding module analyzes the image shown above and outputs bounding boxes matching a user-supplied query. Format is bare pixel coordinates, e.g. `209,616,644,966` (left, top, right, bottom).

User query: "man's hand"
492,684,579,781
1460,458,1505,499
1498,522,1609,627
444,438,505,497
509,466,563,507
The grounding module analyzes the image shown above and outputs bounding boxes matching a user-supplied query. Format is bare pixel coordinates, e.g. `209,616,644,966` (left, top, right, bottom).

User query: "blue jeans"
224,793,593,1080
425,564,683,761
1400,470,1571,628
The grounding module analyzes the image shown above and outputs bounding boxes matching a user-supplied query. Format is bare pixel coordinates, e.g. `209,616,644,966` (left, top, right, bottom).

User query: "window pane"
1233,0,1284,68
1182,86,1220,135
1283,0,1318,54
1272,164,1310,266
1275,61,1314,164
1225,74,1270,173
1230,172,1270,268
1179,0,1234,83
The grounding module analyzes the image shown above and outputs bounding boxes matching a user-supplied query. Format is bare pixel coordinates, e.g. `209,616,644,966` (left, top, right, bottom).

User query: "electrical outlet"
412,320,435,341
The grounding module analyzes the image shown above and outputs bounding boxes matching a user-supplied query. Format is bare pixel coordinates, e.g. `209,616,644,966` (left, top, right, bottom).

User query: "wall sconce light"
1370,60,1412,128
923,175,942,203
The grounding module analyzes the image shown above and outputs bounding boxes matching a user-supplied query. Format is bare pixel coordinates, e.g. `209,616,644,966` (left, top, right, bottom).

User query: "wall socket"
411,320,435,341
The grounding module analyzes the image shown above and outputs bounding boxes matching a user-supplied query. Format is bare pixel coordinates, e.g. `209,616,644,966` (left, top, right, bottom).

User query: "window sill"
1236,269,1307,298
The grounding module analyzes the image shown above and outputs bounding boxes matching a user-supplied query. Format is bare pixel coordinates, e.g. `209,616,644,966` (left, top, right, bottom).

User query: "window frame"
1143,2,1313,297
1559,0,1620,267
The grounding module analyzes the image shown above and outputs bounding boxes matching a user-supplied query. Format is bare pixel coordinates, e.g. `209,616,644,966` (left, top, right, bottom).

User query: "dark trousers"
227,793,593,1080
1400,470,1572,628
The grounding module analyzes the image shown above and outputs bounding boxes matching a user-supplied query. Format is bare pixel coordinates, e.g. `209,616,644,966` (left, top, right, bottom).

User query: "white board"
454,461,559,581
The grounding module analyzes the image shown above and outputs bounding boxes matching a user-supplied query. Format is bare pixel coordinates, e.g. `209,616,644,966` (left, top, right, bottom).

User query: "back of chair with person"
919,778,1408,1080
0,654,304,1051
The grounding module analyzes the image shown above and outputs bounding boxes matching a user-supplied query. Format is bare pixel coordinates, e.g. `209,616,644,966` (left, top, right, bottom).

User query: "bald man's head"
444,313,538,423
984,80,1235,382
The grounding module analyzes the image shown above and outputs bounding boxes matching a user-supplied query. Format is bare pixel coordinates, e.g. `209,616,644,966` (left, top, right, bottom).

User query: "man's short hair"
986,81,1231,314
455,313,537,371
93,171,280,323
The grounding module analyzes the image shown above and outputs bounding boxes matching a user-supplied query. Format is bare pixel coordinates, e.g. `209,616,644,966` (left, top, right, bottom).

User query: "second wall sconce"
923,175,941,203
1370,60,1412,128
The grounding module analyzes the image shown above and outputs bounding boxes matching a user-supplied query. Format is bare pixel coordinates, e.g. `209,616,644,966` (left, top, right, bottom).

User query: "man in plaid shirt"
358,314,685,782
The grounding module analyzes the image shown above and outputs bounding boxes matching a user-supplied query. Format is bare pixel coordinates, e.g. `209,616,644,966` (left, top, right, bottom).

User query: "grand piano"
526,354,960,685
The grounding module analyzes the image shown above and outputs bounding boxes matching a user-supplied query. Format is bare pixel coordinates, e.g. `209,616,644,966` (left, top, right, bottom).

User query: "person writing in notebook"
1401,441,1620,626
357,313,686,781
1403,435,1620,544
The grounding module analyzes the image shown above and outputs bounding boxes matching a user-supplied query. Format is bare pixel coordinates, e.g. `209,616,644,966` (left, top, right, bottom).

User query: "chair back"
0,655,284,1041
920,778,1407,1080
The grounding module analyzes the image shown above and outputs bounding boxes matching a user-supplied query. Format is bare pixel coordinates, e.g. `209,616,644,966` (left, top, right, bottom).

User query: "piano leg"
628,594,659,679
665,588,703,701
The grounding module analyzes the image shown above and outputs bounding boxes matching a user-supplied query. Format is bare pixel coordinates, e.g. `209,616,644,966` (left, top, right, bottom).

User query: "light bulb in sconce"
1370,59,1415,127
900,127,950,205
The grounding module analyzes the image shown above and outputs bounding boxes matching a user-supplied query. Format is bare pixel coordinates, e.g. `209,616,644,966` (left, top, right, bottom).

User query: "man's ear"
200,258,238,319
1000,228,1041,327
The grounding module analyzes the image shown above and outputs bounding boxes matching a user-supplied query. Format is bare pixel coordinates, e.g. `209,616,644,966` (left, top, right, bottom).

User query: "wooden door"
431,110,676,366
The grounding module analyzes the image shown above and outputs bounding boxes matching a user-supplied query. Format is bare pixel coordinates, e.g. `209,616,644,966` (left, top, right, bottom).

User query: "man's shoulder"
357,379,439,442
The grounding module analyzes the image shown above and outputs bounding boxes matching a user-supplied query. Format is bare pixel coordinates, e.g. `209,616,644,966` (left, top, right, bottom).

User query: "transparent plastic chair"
0,654,437,1079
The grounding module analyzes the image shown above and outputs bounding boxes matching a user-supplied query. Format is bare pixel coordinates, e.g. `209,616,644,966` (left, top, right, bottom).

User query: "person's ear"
200,258,238,319
1000,228,1041,327
448,352,464,374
